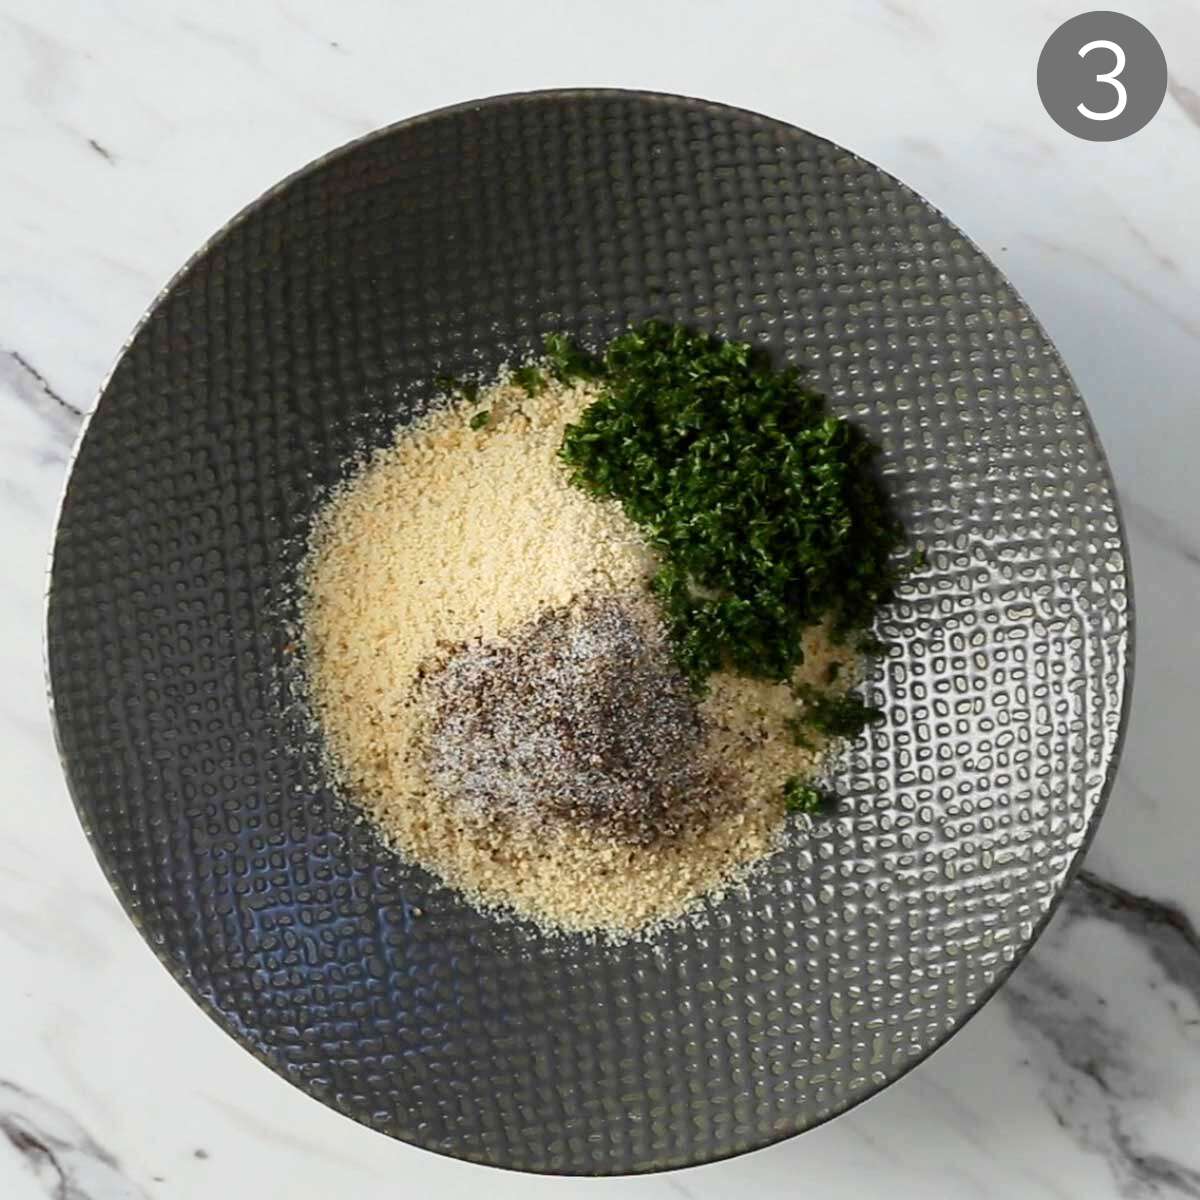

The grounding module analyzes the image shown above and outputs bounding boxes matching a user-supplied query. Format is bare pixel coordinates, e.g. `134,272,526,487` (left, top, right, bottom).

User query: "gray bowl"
46,90,1133,1175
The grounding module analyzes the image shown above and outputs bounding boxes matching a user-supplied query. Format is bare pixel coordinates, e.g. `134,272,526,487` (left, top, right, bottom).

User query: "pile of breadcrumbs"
300,373,854,939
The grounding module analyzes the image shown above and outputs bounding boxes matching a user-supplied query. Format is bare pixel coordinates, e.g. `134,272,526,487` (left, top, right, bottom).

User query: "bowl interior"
47,90,1131,1174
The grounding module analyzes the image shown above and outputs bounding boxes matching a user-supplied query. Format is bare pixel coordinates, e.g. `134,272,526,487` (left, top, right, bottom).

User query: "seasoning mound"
424,594,722,846
556,323,904,688
301,368,865,937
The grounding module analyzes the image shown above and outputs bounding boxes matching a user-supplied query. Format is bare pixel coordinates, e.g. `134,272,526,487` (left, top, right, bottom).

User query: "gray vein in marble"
1119,216,1181,278
0,11,64,107
1121,497,1200,573
835,1114,898,1169
984,121,1059,166
662,1176,695,1199
880,0,934,37
2,351,85,422
0,1079,145,1199
1108,1122,1200,1200
1004,950,1200,1199
1110,771,1161,816
0,476,55,519
1169,80,1200,131
274,2,348,52
900,135,943,159
175,14,261,67
170,12,370,133
1,348,84,476
1073,870,1200,1003
86,138,115,164
201,1094,372,1173
1000,873,1200,1197
1028,235,1200,343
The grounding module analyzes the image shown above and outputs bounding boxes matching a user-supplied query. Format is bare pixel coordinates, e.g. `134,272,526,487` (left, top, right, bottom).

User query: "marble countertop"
3,1,1198,1196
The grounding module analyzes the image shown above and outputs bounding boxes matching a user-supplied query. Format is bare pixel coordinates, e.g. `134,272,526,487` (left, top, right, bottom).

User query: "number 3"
1077,39,1127,121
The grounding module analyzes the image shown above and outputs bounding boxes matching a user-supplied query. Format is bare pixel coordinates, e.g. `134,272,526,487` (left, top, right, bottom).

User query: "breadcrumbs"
301,374,856,938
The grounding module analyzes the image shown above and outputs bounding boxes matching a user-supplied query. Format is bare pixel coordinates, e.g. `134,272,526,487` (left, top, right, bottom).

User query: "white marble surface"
2,0,1198,1195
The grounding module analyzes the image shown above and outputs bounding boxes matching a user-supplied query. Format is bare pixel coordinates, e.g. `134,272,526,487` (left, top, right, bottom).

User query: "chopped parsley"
545,333,602,383
792,684,884,739
469,409,492,431
855,632,888,658
435,374,480,405
511,365,546,397
557,322,905,697
782,777,834,814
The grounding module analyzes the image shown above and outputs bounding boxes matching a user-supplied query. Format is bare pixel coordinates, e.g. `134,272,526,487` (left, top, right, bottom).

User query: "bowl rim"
43,87,1137,1176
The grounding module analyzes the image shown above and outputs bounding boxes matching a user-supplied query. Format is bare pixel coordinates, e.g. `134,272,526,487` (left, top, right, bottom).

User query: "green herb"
434,374,480,405
558,322,905,690
856,632,888,657
469,409,492,431
783,718,816,751
512,365,546,396
544,333,602,382
793,684,884,739
782,777,834,814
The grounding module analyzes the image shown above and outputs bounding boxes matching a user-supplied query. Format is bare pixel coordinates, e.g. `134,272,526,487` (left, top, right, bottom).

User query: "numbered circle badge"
1038,11,1168,140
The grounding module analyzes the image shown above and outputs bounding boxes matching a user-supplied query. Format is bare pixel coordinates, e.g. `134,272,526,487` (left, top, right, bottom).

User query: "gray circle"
1038,10,1167,140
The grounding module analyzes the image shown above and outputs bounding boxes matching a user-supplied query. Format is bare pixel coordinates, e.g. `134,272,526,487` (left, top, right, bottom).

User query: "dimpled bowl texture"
46,90,1132,1175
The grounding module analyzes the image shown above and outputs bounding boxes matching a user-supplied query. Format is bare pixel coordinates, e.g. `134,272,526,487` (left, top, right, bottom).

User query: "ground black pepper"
423,595,726,845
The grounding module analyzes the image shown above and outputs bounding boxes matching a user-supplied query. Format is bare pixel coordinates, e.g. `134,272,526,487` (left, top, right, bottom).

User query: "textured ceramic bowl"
46,90,1132,1175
